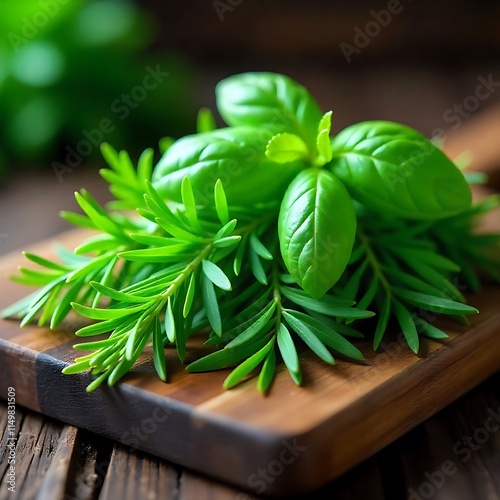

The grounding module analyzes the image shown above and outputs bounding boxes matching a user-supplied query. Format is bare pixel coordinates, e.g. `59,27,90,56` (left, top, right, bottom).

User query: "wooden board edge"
0,338,40,413
267,311,500,494
0,307,497,497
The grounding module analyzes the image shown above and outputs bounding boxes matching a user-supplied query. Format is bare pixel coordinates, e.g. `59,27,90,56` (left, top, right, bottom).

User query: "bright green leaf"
215,72,323,150
153,316,167,381
183,272,196,318
278,169,356,299
202,273,222,335
257,348,276,393
225,301,277,349
393,288,478,315
266,133,310,164
392,299,419,353
329,121,472,219
202,260,232,291
283,310,334,364
214,179,229,225
277,323,299,374
223,337,275,389
165,296,176,342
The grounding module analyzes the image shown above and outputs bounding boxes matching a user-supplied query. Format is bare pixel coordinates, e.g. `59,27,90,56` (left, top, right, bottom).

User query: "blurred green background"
0,0,194,177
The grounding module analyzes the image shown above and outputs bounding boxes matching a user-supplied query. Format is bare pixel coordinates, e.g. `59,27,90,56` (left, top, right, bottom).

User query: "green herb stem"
359,231,392,297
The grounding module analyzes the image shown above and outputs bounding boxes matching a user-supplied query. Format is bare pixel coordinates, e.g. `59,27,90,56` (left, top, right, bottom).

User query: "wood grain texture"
0,399,397,499
0,406,62,500
99,445,180,500
400,378,500,499
35,425,80,500
4,381,500,499
1,229,500,496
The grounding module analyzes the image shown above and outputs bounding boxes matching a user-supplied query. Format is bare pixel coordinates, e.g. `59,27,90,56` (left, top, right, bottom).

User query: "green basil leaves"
152,126,304,206
9,70,494,393
216,72,323,150
278,169,356,298
152,72,472,299
328,121,471,219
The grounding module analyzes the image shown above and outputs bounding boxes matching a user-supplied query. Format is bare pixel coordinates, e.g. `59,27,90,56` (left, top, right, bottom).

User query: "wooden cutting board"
2,107,500,497
1,230,500,497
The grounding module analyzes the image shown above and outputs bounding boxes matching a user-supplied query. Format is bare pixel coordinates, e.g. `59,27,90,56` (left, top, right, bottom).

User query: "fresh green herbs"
3,72,500,393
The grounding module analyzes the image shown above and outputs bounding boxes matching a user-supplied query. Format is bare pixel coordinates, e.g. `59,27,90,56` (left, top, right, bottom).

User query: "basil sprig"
214,72,471,296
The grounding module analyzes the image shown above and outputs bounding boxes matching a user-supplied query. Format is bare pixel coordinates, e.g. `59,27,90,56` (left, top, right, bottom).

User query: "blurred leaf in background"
0,0,194,177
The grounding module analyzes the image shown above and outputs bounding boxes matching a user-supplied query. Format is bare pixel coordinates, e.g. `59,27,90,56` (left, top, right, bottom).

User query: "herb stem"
151,244,213,316
359,231,392,297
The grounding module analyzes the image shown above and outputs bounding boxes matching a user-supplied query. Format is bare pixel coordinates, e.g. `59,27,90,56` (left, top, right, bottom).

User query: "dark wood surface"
2,375,500,499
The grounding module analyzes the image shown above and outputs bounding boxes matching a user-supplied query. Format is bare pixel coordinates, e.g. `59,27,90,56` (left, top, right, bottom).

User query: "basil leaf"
216,72,322,150
152,126,303,206
328,121,471,219
278,168,356,299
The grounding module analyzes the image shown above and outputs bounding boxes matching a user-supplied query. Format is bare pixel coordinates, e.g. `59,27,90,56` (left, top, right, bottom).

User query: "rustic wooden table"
1,79,500,500
2,375,500,499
